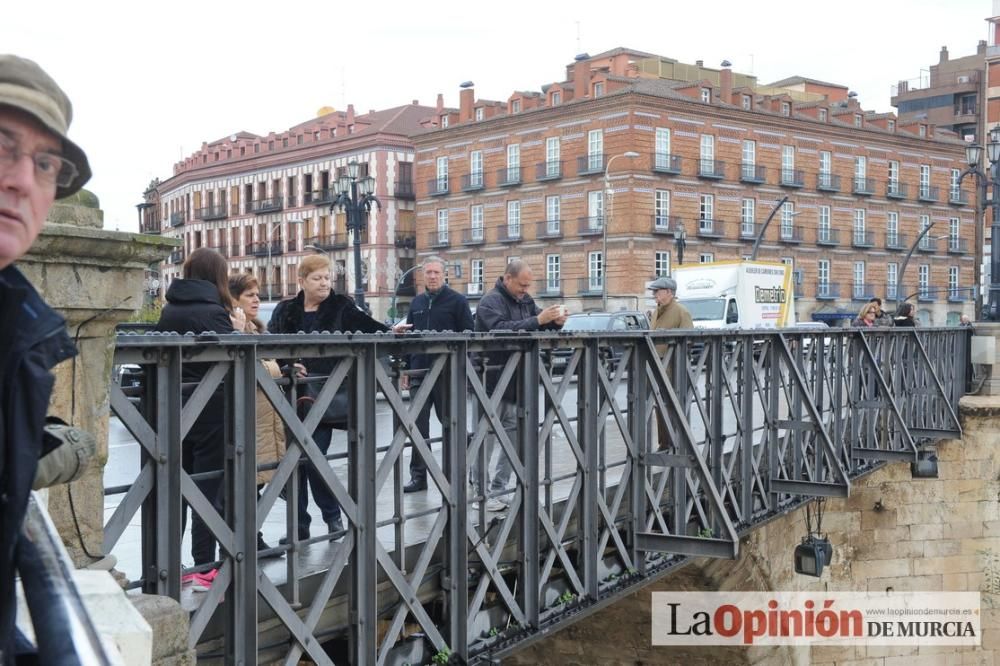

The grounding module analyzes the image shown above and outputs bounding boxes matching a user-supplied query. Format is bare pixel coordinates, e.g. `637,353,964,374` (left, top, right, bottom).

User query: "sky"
2,0,994,233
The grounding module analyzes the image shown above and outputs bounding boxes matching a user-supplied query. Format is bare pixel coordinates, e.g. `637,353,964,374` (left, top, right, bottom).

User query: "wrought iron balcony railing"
195,205,227,221
536,161,563,181
651,152,682,175
816,172,841,192
740,163,766,184
251,197,284,214
816,228,840,246
577,216,604,236
536,220,563,240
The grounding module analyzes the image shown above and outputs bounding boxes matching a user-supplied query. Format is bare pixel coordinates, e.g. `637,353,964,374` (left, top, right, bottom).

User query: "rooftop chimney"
696,59,704,67
940,46,949,63
459,81,475,122
436,93,444,112
412,99,419,105
979,39,987,55
346,104,355,125
574,54,590,100
720,60,733,103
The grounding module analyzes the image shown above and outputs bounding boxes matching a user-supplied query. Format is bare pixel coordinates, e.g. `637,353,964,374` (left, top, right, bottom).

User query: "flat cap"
648,277,677,291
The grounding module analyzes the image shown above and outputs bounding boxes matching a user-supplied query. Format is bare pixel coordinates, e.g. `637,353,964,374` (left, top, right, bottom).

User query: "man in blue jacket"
474,260,566,510
401,256,474,492
0,55,92,662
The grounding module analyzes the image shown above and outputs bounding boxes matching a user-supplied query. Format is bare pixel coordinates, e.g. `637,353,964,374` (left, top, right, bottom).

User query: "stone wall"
509,395,1000,665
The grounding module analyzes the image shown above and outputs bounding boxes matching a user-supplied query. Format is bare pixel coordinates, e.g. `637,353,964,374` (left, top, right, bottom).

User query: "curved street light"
602,151,640,310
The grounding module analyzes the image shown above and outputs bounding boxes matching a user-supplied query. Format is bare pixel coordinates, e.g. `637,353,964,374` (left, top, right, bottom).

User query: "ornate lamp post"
959,133,1000,320
331,160,380,312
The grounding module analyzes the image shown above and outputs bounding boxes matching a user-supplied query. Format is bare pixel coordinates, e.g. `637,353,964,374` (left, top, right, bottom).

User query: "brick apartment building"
144,102,440,320
411,48,977,325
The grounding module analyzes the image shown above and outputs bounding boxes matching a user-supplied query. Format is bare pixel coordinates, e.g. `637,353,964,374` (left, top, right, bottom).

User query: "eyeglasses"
0,128,79,189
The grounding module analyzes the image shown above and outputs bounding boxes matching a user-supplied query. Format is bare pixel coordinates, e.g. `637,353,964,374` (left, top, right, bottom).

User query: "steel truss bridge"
107,327,967,664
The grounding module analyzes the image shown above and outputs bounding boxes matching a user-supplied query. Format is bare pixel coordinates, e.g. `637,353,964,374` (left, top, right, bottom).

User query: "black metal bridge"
106,327,966,664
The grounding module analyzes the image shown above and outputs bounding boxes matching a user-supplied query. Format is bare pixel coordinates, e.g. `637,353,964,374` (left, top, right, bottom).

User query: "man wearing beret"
0,54,91,662
649,276,692,451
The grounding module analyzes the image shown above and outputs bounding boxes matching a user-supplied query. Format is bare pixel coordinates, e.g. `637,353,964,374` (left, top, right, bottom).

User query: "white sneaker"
485,498,507,512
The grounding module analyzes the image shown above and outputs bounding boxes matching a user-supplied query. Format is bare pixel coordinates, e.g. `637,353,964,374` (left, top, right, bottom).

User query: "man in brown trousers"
649,277,692,451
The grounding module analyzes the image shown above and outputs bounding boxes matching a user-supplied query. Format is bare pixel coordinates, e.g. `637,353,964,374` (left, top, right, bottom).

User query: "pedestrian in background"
853,302,879,328
869,297,894,327
474,260,566,511
893,302,917,327
401,256,474,493
649,277,692,451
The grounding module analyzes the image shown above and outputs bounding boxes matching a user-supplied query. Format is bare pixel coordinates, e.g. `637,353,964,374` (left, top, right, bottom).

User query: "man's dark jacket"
0,266,77,660
154,279,234,386
406,285,473,385
475,277,561,401
269,291,388,376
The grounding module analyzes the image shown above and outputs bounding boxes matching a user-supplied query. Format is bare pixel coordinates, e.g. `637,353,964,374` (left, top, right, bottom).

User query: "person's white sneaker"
485,497,507,512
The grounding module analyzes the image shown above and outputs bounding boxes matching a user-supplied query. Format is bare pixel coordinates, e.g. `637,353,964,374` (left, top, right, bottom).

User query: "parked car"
551,311,649,374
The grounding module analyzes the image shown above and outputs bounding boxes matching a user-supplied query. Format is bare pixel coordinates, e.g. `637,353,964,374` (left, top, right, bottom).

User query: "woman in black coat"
155,247,238,566
269,254,406,542
893,302,917,327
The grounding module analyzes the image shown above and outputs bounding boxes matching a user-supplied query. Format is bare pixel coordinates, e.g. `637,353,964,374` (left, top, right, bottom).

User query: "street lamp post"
331,160,380,313
750,195,790,261
895,223,948,307
603,151,640,310
959,133,1000,320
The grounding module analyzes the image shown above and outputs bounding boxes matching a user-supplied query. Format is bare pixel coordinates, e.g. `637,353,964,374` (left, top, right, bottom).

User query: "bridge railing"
107,327,967,664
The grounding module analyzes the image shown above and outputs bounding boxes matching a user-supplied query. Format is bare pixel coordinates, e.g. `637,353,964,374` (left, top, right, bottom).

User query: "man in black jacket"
473,260,565,510
0,55,92,662
401,257,474,492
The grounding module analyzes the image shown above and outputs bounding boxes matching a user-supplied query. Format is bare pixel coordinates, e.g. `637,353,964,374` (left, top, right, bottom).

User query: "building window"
781,101,791,116
818,259,831,295
742,139,756,178
887,119,895,131
506,144,520,182
950,217,960,250
588,251,603,290
887,262,898,299
471,259,484,292
511,99,521,113
781,145,795,183
949,266,960,299
919,264,930,298
742,95,752,110
436,156,448,190
551,91,561,106
699,253,714,263
919,125,927,137
819,151,832,188
655,251,671,277
546,196,560,234
699,194,714,232
780,201,795,238
470,150,483,187
854,209,866,244
888,160,899,191
855,155,867,180
818,108,827,122
854,114,863,127
950,168,961,199
546,255,561,292
919,164,931,198
654,190,671,230
919,214,931,248
475,107,484,121
437,209,449,244
741,198,755,236
699,134,715,175
441,115,449,128
471,204,484,241
588,190,604,229
818,205,831,242
655,127,671,168
701,87,711,103
507,201,521,238
587,129,603,170
853,261,866,299
593,82,604,98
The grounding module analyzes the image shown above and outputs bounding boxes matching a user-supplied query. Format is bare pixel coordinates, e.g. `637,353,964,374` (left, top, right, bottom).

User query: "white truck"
673,260,796,329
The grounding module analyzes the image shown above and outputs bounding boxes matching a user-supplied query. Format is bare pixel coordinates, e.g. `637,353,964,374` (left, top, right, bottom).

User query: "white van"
673,261,796,329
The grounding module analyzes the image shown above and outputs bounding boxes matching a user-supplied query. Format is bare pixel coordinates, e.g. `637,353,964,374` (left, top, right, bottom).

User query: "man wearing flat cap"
0,55,91,662
649,276,691,451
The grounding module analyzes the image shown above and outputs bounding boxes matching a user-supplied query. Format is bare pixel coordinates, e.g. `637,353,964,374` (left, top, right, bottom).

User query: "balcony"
304,234,348,251
696,219,724,239
195,204,227,221
697,159,725,180
779,168,805,188
536,220,563,240
948,238,969,254
885,284,902,301
286,194,297,208
886,233,908,251
169,211,185,227
949,189,969,206
886,182,908,199
251,197,284,214
308,189,335,206
852,177,875,195
918,186,939,203
778,225,804,243
394,181,414,200
816,228,840,246
739,223,757,241
536,161,563,181
577,154,606,175
815,283,840,300
578,216,604,236
917,287,936,303
428,231,450,248
466,283,484,298
538,284,563,298
168,249,186,265
140,219,161,234
816,172,841,192
577,277,604,296
948,288,970,303
461,173,485,192
394,231,416,250
740,163,766,184
427,177,450,197
246,240,284,257
651,215,681,235
497,166,522,187
851,283,876,301
497,225,522,243
652,152,683,175
851,231,875,248
260,285,285,301
917,237,937,253
461,228,485,246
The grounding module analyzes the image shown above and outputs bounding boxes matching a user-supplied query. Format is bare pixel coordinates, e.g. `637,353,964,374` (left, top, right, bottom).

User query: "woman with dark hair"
269,254,409,542
155,247,239,569
893,302,917,327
